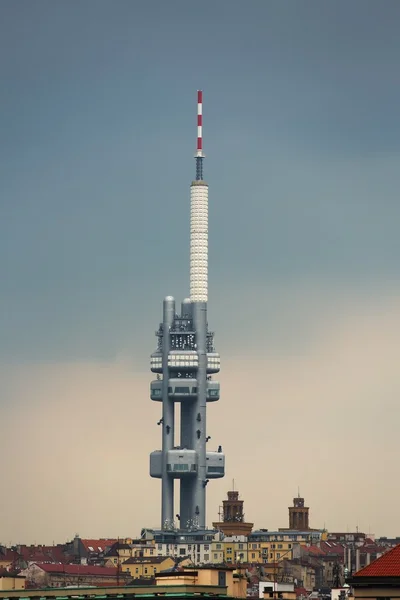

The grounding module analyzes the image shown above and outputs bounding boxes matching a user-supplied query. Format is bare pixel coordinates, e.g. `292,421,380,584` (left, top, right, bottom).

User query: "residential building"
156,565,248,598
211,536,251,564
104,540,157,566
280,559,317,591
0,549,21,571
258,581,295,599
146,529,215,564
249,530,322,564
0,570,26,591
16,545,70,566
328,533,367,546
376,537,400,548
65,536,117,564
121,557,174,579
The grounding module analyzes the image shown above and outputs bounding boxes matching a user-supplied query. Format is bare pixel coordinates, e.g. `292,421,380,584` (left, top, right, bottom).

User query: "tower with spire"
149,91,225,531
213,487,254,536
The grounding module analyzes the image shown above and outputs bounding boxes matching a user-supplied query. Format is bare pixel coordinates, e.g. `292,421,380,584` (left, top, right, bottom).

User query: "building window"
180,549,186,555
214,553,218,560
144,568,148,574
288,544,292,549
278,544,283,549
277,553,281,559
204,544,209,550
252,553,255,559
239,544,244,550
204,554,209,561
216,544,221,550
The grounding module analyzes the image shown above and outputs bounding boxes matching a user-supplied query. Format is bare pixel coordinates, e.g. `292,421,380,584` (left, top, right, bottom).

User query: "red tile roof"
80,540,117,554
320,542,345,555
354,545,396,577
19,546,70,564
35,564,125,576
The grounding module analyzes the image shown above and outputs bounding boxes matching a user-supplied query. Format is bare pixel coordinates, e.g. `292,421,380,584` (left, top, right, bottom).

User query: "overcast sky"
1,0,400,544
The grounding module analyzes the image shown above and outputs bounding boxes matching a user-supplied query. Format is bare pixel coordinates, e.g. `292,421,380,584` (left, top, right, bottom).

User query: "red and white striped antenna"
196,90,204,157
195,90,205,180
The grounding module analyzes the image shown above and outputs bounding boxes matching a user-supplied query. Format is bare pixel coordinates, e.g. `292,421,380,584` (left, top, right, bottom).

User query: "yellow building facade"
0,575,26,591
156,566,247,598
122,556,174,579
105,542,157,567
211,539,262,564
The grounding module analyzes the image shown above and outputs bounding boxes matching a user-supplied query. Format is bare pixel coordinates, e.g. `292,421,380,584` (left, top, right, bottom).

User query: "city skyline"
1,0,400,543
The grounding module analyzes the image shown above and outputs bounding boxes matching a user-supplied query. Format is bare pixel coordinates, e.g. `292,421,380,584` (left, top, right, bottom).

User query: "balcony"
168,350,198,370
206,450,225,479
150,379,220,402
150,352,163,374
206,353,220,374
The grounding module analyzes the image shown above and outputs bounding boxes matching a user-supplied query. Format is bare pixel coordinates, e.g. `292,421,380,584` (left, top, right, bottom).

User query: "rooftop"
123,556,172,565
0,583,228,599
353,545,397,578
80,540,117,553
34,563,128,576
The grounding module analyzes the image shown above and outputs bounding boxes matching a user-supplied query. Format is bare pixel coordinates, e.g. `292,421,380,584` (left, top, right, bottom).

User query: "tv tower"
150,91,225,531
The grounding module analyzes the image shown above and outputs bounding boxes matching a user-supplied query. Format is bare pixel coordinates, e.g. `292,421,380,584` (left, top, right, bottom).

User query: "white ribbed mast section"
190,90,208,303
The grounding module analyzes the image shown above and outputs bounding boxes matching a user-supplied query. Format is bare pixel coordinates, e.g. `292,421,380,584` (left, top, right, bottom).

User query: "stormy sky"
1,0,400,544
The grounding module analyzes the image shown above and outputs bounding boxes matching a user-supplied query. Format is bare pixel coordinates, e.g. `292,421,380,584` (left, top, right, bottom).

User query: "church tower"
213,488,253,536
289,493,310,530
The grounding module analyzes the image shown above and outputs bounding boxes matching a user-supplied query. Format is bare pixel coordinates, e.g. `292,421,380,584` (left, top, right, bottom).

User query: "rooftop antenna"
195,90,204,180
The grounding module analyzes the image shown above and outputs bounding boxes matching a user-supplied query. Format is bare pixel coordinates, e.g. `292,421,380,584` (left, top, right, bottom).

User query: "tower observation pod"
149,91,225,531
